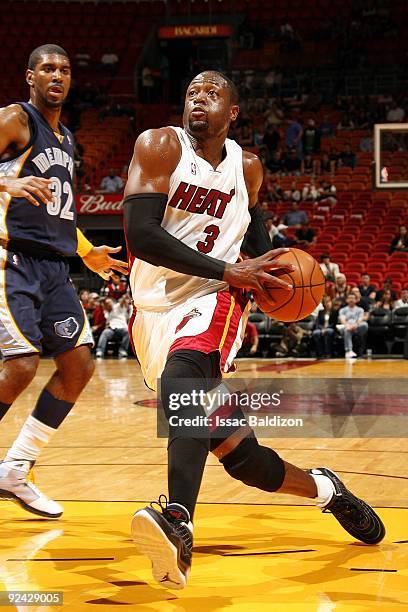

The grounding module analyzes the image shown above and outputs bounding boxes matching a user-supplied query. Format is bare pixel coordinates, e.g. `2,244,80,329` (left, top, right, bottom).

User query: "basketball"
253,248,325,322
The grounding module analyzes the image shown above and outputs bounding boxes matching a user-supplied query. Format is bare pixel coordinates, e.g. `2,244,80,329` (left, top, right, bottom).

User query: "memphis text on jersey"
32,147,74,177
168,181,235,219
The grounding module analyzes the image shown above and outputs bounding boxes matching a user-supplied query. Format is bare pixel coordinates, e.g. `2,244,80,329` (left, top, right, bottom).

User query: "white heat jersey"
130,126,250,311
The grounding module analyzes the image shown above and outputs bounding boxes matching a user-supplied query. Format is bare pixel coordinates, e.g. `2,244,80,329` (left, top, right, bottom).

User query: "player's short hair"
221,73,239,104
191,70,239,104
28,44,69,70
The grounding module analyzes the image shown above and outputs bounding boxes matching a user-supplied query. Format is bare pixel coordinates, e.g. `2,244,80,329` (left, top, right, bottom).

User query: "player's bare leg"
278,461,317,497
0,346,94,518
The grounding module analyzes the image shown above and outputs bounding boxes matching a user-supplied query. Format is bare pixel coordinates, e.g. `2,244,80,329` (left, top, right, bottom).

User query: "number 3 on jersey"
47,177,74,220
196,224,220,254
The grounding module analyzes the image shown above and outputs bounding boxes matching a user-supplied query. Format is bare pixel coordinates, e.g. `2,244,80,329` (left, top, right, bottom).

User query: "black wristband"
124,193,226,281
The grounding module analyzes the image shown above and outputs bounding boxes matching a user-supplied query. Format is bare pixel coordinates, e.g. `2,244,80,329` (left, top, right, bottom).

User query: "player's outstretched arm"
76,228,128,280
123,129,292,293
0,105,53,206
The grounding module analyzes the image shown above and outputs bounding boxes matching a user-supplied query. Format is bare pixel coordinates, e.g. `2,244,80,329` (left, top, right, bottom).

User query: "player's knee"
220,435,285,492
1,355,39,398
59,347,94,391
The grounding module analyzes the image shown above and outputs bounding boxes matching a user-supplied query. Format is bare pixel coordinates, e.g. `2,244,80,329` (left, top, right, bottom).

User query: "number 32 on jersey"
47,176,74,220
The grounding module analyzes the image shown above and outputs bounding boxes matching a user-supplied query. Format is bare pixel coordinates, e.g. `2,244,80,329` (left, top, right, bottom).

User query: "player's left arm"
76,228,128,280
241,151,274,258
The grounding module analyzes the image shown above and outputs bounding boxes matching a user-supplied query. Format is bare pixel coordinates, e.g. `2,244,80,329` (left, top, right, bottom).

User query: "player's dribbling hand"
223,248,295,294
82,245,129,280
0,176,54,206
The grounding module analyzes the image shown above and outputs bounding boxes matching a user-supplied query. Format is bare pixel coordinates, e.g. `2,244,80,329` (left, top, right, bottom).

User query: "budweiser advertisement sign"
76,194,124,215
158,24,232,39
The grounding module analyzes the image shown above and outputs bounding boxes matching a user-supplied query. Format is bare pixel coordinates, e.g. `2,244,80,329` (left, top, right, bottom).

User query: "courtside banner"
156,377,408,438
76,194,123,215
158,25,233,39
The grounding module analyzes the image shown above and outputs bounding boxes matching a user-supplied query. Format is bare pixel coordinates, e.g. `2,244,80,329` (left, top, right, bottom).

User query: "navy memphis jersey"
0,102,77,256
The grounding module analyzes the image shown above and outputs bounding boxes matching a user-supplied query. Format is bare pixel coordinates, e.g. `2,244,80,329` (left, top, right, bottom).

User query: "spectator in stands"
301,180,319,201
312,296,339,357
359,134,374,152
265,174,283,202
95,295,131,360
142,66,155,103
285,119,303,153
283,148,302,175
237,320,259,357
99,168,124,194
375,288,394,311
350,287,371,316
388,225,408,254
87,293,106,344
238,123,254,146
328,273,352,305
100,51,119,74
328,147,340,172
395,288,408,309
264,101,284,127
300,154,315,176
79,290,90,311
339,144,356,169
295,220,316,247
339,293,368,358
268,150,284,175
263,124,281,156
272,224,296,248
302,119,320,155
283,181,301,203
263,213,280,241
275,322,305,357
319,115,335,138
120,164,129,185
376,278,398,302
317,153,334,175
104,272,128,300
317,180,337,204
319,253,340,282
283,201,308,227
337,114,355,130
386,101,405,123
358,273,377,302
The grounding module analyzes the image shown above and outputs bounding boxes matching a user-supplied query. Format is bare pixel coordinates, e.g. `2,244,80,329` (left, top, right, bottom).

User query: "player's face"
183,76,238,137
26,54,71,109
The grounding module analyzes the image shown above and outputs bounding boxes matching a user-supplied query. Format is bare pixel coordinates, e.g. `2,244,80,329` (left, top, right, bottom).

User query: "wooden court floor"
0,358,407,611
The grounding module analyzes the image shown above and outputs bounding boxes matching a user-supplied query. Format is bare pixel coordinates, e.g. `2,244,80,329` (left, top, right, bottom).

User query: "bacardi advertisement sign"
76,194,123,215
158,24,232,39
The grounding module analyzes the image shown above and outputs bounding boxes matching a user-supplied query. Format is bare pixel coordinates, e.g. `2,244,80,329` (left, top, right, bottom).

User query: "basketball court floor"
0,358,407,610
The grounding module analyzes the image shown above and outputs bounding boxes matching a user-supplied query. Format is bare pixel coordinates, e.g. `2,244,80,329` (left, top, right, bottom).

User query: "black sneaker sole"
0,489,63,519
312,468,385,544
131,507,189,589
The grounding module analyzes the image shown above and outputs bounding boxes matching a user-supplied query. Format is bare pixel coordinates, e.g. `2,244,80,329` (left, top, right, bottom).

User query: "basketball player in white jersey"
123,71,385,589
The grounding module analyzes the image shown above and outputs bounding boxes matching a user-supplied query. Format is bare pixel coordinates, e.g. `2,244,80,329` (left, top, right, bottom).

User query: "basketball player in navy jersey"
0,44,127,518
124,71,385,588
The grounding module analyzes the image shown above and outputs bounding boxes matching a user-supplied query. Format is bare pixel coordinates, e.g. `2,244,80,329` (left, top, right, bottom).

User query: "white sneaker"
119,352,128,360
345,350,357,358
95,351,103,360
0,460,63,518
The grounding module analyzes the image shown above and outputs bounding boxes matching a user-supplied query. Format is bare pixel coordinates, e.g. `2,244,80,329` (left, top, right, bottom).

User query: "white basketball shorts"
129,288,250,391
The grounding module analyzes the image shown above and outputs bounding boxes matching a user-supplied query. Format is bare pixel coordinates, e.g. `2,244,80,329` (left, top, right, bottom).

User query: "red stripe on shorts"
168,289,248,371
128,305,137,356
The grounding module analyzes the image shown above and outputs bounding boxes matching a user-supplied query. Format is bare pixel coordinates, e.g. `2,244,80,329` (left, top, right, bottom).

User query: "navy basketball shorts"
0,246,93,361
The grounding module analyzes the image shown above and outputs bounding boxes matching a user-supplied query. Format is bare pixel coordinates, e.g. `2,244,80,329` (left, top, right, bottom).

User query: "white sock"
310,469,336,508
5,415,57,462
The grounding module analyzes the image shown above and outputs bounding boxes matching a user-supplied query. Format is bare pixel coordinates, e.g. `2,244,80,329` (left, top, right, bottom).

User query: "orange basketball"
253,248,325,322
